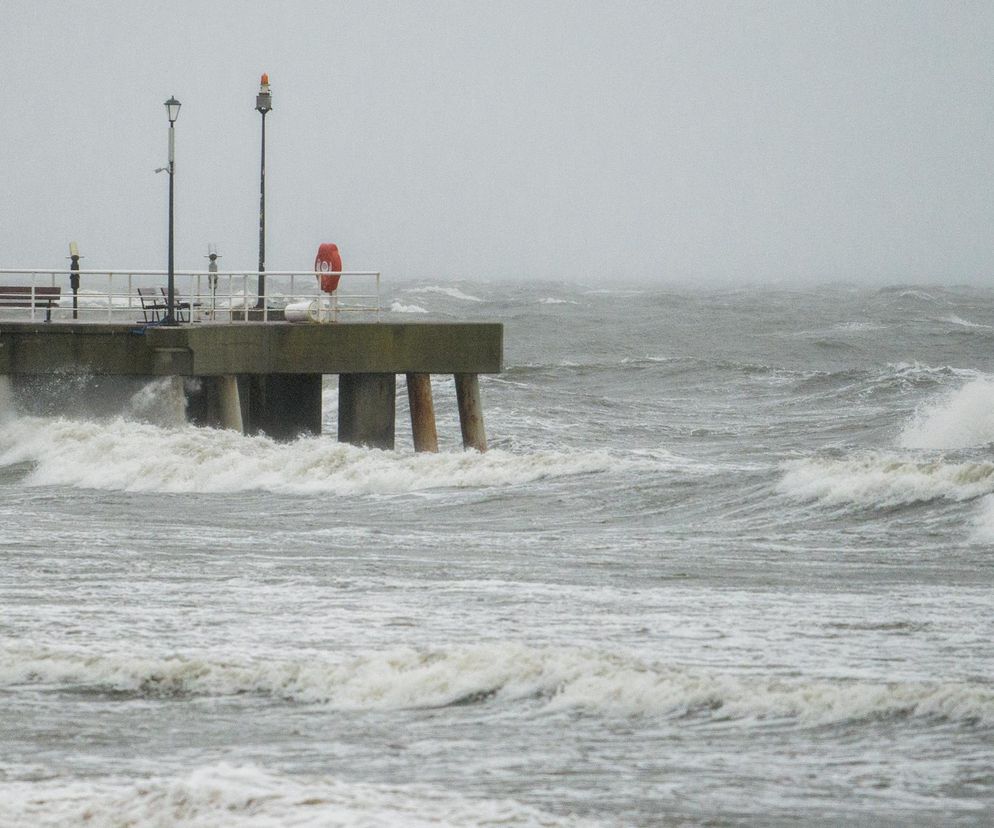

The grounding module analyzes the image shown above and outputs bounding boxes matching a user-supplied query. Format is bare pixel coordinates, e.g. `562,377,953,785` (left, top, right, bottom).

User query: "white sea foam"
406,285,483,302
900,377,994,449
898,289,938,302
778,454,994,508
942,314,991,329
4,642,991,726
389,300,428,314
0,763,589,828
0,414,642,495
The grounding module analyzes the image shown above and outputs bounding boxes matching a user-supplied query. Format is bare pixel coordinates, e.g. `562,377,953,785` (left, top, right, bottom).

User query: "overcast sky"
3,1,993,285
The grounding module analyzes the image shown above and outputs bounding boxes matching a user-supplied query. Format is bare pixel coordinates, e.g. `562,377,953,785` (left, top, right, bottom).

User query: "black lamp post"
164,96,181,325
255,73,272,309
68,241,81,320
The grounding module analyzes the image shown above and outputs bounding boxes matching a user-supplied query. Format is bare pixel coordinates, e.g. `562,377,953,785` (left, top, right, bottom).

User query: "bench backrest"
137,287,165,304
0,286,62,306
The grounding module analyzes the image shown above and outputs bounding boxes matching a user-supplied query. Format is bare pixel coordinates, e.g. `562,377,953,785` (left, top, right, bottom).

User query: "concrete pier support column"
218,375,243,432
185,376,244,433
455,373,487,452
406,373,438,453
0,375,13,417
338,373,396,449
241,373,323,441
185,376,244,432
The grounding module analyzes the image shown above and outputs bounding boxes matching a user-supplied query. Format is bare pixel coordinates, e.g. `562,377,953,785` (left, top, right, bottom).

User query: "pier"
0,270,502,451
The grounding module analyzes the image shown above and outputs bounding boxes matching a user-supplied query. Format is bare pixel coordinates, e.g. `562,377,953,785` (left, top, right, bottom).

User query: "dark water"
1,282,993,826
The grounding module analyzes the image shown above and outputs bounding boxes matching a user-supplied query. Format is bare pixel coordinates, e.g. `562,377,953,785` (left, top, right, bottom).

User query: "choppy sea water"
2,281,994,826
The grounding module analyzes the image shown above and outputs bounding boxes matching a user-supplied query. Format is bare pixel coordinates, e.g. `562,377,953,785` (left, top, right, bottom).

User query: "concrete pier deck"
0,322,502,376
0,322,503,448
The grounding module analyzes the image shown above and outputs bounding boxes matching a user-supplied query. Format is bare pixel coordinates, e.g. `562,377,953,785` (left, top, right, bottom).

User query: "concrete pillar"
406,373,438,453
217,375,243,432
242,373,323,441
0,374,13,419
338,373,396,449
185,376,244,432
454,373,487,452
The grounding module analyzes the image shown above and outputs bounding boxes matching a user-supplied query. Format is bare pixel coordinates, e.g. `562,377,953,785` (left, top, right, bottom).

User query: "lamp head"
256,73,272,114
164,96,181,123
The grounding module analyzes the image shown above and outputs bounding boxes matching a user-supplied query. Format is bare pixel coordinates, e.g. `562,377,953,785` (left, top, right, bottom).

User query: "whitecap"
405,286,482,303
389,301,429,314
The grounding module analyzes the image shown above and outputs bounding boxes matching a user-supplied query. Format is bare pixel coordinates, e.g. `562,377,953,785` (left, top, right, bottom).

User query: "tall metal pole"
257,110,266,306
69,241,81,320
163,96,181,325
167,119,176,324
256,74,272,309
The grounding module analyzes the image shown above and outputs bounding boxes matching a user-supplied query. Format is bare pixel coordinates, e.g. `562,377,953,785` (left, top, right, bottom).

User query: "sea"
1,280,993,826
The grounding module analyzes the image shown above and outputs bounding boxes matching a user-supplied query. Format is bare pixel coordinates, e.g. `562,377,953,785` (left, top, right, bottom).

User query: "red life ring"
315,243,342,293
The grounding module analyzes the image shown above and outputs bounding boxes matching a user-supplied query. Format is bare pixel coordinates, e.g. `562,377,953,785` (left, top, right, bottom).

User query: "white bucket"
284,300,321,323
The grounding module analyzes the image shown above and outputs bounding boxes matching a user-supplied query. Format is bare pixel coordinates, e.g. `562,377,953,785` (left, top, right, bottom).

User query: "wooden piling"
406,372,439,452
454,372,487,452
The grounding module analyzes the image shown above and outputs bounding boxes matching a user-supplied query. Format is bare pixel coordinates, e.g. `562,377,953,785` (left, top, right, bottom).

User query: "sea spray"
900,376,994,449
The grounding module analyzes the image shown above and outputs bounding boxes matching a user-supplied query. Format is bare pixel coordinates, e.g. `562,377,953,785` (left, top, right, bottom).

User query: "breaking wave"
0,414,650,495
4,642,992,726
778,454,994,508
0,763,589,828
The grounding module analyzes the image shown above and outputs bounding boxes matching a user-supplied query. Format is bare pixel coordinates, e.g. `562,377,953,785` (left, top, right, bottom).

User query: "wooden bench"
0,286,62,322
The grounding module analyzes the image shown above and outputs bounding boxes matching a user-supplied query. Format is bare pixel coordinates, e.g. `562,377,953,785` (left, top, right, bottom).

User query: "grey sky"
3,1,993,284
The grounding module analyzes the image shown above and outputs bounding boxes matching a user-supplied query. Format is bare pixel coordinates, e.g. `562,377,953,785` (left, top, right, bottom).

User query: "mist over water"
2,281,994,825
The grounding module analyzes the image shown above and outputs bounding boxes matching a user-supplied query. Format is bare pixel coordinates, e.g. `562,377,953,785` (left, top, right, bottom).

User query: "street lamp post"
255,73,272,309
164,96,181,325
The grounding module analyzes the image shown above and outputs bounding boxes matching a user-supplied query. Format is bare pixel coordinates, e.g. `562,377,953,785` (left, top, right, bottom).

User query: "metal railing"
0,269,381,324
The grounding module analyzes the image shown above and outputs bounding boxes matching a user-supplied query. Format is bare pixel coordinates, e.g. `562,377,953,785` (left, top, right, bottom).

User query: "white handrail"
0,269,381,324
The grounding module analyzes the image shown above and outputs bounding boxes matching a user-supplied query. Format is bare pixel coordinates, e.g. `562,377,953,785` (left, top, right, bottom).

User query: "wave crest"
778,453,994,508
5,643,992,725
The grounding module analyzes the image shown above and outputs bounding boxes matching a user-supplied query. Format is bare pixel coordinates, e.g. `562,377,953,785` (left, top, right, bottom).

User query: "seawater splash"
0,763,590,828
3,642,992,726
0,413,651,495
900,377,994,449
3,375,187,425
